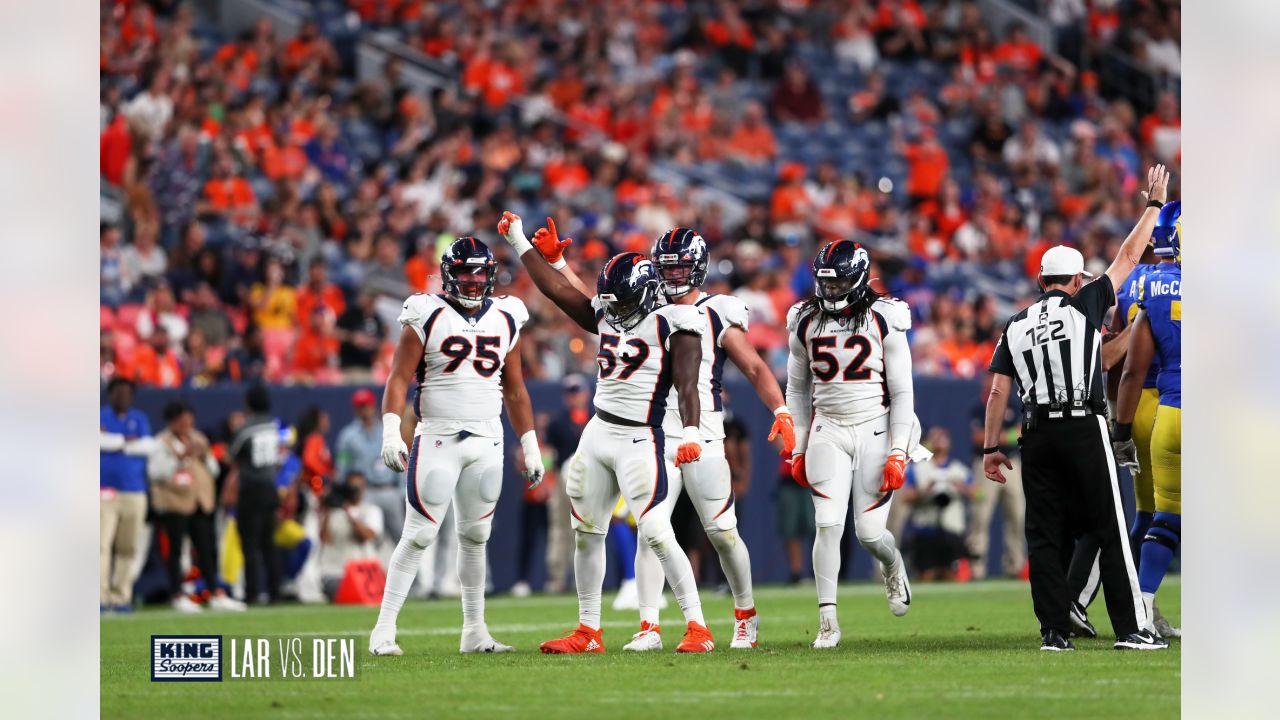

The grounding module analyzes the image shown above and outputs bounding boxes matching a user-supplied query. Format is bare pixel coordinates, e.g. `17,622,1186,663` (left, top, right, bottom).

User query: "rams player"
370,237,543,656
499,212,716,654
530,224,796,650
1113,201,1182,636
786,240,928,649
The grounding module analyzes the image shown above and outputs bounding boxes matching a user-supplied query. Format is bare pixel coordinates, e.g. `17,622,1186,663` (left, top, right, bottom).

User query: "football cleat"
1152,605,1181,638
1041,629,1075,652
172,595,203,613
1114,630,1169,651
811,616,842,649
622,621,662,652
460,625,515,653
540,624,605,654
1069,601,1097,638
730,608,759,649
883,550,912,617
675,622,715,653
369,627,402,656
207,594,247,612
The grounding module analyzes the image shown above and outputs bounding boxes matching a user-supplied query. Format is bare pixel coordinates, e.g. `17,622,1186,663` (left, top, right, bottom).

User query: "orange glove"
880,450,907,493
790,454,810,489
675,442,702,467
768,411,796,456
532,217,573,265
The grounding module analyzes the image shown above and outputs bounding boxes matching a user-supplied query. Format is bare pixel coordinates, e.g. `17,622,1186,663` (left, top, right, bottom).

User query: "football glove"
497,211,533,255
790,454,810,489
675,426,702,466
768,409,796,456
880,449,907,493
381,413,409,473
520,431,545,490
1113,439,1140,473
532,217,572,268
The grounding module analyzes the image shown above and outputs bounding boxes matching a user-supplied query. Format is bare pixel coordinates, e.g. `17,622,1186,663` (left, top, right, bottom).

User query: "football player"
526,221,795,650
786,240,927,649
369,237,543,656
1112,201,1182,637
498,211,715,654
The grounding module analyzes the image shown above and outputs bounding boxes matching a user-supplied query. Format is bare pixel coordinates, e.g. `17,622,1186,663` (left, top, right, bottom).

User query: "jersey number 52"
810,335,872,382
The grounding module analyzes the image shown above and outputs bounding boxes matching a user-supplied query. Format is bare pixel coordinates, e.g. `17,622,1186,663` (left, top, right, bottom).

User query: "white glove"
498,211,533,255
520,431,544,489
381,412,409,473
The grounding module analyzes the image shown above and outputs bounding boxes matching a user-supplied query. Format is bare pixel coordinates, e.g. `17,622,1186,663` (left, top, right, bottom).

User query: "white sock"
640,524,703,626
820,603,839,625
635,541,664,626
813,524,844,607
457,537,487,629
1142,592,1156,631
861,530,900,571
574,531,607,630
375,521,432,632
707,527,754,611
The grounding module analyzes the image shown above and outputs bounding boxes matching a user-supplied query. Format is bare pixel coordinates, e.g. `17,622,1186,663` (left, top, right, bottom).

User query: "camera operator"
904,427,973,581
319,471,385,600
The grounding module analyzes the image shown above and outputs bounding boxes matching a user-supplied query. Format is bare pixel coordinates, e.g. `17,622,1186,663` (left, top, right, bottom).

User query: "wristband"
983,446,1000,455
682,426,702,445
1112,422,1133,442
382,412,402,440
549,258,567,270
1146,199,1164,209
772,405,791,416
519,430,540,457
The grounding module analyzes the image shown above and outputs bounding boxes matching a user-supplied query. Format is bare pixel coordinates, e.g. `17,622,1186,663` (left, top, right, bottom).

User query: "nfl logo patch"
434,439,443,448
151,635,222,682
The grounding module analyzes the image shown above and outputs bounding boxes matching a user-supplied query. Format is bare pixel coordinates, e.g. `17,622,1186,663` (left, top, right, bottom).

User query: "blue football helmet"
651,227,709,298
597,252,659,331
441,237,497,309
812,240,872,313
1151,200,1181,259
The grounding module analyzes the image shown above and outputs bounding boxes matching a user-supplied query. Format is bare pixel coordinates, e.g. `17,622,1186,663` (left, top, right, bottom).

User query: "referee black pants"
1020,415,1144,637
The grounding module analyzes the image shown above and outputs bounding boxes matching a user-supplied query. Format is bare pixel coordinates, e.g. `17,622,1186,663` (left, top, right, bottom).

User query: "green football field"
101,577,1179,719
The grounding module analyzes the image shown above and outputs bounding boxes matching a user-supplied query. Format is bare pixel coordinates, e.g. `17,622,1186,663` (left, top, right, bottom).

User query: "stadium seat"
115,304,144,333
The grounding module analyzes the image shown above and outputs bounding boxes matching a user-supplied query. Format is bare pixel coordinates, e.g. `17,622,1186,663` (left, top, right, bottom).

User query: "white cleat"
730,613,759,649
369,627,403,656
172,595,203,613
612,578,639,610
1153,605,1181,638
207,594,247,612
622,622,663,651
811,617,842,649
460,625,515,653
883,551,912,617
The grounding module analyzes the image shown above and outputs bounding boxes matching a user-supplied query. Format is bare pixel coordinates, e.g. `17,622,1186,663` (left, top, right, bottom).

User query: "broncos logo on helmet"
441,236,497,309
1152,200,1181,261
597,252,659,331
651,227,709,298
812,240,872,313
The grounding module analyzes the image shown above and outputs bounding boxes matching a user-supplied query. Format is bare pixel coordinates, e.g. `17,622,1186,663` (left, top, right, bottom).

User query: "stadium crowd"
100,0,1180,389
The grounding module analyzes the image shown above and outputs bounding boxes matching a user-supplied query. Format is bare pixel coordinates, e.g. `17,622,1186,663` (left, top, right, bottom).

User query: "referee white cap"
1039,245,1094,278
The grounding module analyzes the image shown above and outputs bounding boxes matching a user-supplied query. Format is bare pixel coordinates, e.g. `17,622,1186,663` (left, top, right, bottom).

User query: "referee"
982,165,1171,652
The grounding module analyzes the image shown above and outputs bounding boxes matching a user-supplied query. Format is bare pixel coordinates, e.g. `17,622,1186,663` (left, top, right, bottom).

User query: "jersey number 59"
597,334,649,380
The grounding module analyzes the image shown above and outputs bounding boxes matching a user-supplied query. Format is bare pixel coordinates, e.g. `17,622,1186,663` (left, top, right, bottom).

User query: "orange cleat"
675,621,715,653
540,624,605,654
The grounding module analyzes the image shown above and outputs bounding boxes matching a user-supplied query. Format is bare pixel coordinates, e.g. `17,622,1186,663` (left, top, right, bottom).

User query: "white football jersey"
398,293,528,437
787,297,912,424
590,297,704,427
661,293,749,441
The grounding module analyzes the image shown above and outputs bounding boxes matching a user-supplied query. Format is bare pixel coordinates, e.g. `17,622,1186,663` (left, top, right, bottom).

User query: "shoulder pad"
494,295,530,328
398,293,440,328
659,303,705,336
785,302,809,333
874,297,912,332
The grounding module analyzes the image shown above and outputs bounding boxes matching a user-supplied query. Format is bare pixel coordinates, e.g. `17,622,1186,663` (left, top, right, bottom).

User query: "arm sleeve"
883,328,915,452
784,306,813,453
1071,278,1116,329
397,294,434,344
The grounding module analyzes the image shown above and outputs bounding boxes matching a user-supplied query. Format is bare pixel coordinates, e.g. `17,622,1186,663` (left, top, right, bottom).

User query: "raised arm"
722,327,795,455
500,340,544,489
380,326,422,472
670,330,703,467
1104,164,1169,291
498,212,597,332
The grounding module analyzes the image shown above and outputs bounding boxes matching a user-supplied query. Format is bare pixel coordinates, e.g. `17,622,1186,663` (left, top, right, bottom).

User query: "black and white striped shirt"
989,279,1114,408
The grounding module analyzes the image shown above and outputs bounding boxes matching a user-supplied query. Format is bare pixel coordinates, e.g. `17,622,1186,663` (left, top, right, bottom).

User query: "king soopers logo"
152,635,222,682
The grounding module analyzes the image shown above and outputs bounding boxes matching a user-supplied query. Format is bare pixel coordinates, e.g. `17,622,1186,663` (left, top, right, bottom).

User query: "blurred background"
98,0,1180,601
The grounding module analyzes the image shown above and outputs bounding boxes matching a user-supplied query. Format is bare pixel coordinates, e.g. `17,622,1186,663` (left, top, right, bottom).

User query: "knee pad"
477,463,503,504
421,468,454,506
458,519,492,545
635,517,678,555
1142,513,1181,551
407,515,439,549
563,453,588,501
855,524,888,547
703,526,740,554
